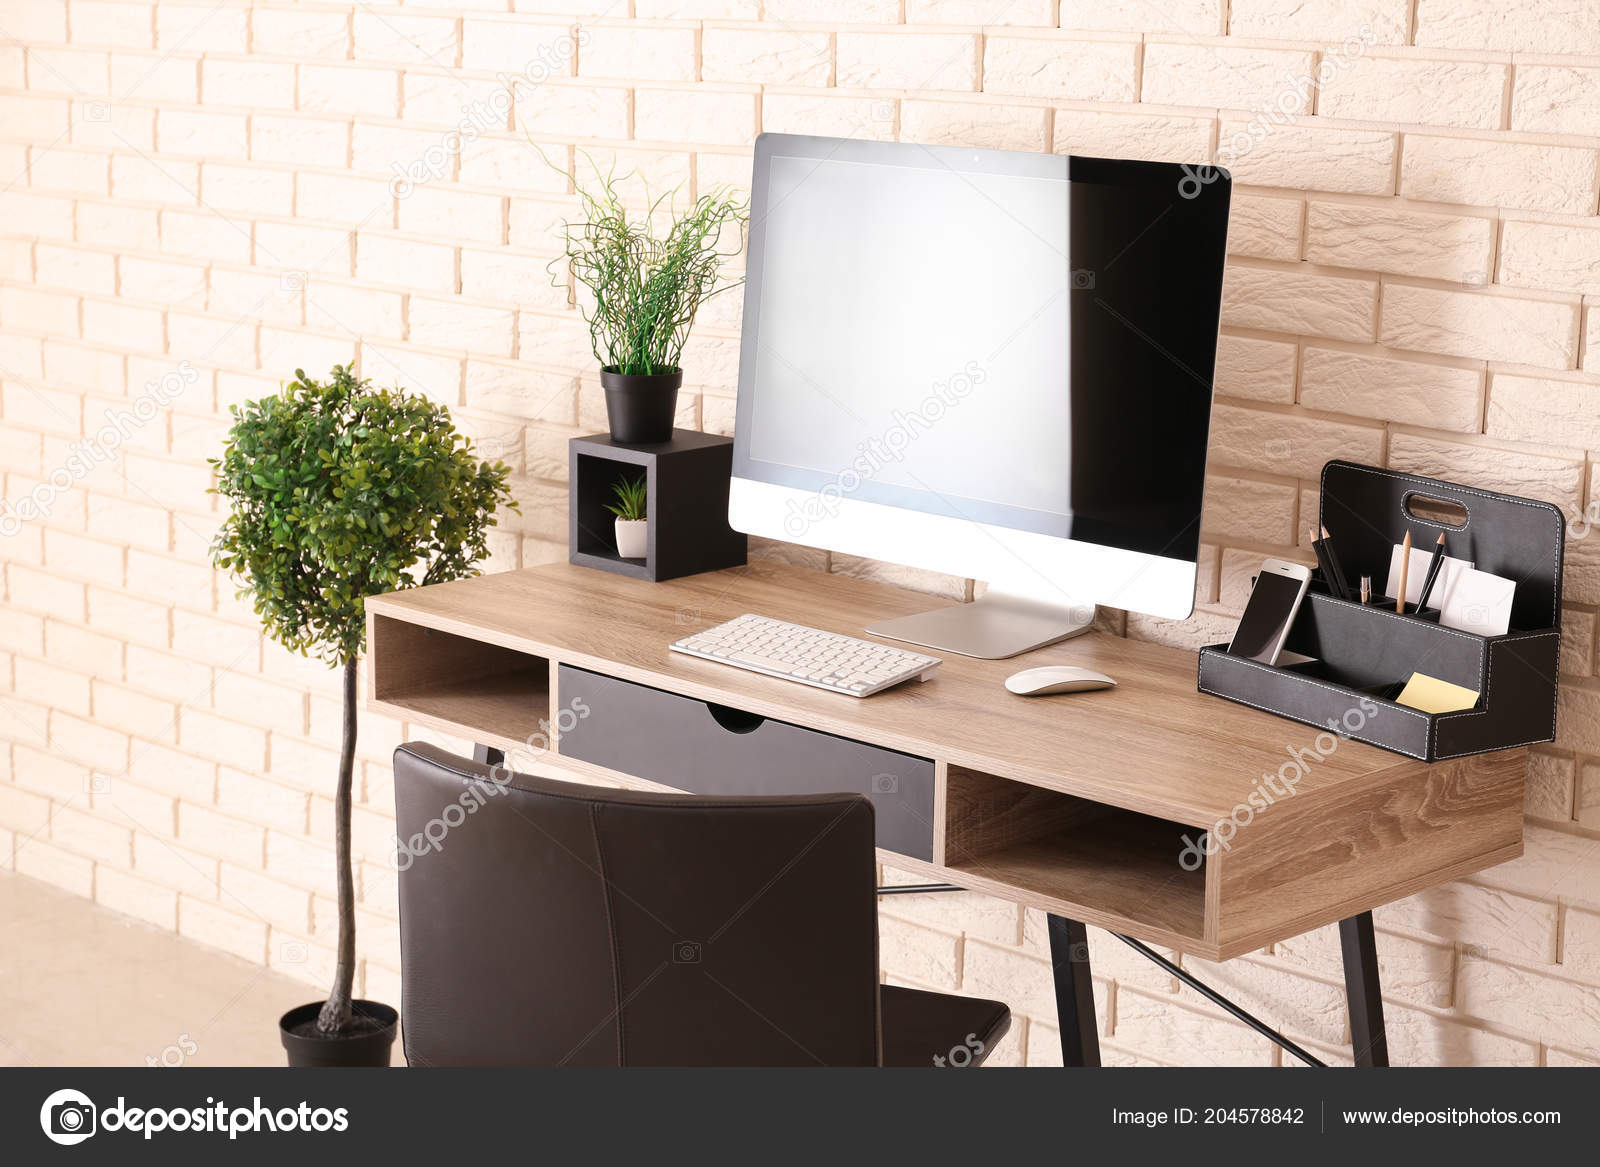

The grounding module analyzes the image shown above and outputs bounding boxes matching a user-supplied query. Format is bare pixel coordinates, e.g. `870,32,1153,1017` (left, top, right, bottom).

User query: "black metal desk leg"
1339,912,1389,1067
473,744,505,766
1047,915,1102,1067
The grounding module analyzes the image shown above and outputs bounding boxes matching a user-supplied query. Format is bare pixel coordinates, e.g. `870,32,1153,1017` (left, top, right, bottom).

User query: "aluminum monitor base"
866,586,1096,660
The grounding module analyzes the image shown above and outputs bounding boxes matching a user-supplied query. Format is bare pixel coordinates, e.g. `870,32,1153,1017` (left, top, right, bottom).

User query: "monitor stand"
866,583,1096,660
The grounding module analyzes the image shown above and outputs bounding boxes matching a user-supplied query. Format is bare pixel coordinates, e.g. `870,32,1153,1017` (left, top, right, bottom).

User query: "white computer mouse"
1004,666,1117,696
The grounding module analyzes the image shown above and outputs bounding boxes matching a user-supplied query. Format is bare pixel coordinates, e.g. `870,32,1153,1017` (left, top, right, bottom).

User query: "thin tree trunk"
316,657,359,1035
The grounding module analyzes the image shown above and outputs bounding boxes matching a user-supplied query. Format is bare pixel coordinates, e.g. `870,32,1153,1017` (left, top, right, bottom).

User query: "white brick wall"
1,0,1599,1067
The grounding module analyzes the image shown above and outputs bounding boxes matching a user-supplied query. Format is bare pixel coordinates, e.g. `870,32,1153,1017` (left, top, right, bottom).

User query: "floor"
0,872,315,1067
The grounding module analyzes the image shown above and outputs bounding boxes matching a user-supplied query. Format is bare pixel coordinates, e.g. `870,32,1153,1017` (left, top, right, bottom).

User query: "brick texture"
1,0,1599,1069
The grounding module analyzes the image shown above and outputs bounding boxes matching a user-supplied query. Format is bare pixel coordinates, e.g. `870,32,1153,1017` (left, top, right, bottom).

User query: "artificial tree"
211,365,516,1040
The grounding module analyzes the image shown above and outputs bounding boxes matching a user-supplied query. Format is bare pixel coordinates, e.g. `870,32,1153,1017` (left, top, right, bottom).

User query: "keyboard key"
730,651,799,671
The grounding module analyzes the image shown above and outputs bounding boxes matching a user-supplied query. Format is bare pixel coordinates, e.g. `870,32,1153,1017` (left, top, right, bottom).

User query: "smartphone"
1227,559,1312,665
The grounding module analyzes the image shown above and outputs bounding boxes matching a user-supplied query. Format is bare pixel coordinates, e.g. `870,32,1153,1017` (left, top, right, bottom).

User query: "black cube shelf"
568,430,747,582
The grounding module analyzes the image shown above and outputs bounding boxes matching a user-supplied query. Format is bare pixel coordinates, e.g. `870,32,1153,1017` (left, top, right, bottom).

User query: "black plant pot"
601,367,681,444
279,1000,399,1067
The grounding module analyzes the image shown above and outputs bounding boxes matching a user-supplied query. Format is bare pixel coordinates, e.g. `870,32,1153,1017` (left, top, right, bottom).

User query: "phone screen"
1228,571,1304,663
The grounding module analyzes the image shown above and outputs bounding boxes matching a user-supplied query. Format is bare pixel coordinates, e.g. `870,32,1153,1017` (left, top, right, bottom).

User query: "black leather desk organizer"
1197,460,1563,762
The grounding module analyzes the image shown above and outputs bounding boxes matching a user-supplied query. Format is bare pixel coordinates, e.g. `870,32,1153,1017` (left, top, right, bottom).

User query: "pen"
1396,531,1412,613
1416,532,1448,612
1320,526,1352,602
1360,575,1372,605
1309,525,1337,598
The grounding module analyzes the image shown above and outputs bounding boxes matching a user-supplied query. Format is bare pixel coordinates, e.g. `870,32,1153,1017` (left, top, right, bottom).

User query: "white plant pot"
614,518,648,559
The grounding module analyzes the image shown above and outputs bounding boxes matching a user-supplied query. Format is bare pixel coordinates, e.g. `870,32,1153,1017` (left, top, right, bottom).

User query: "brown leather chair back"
393,742,881,1066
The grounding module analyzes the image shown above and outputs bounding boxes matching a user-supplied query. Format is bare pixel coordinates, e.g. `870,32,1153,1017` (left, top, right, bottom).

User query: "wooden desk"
366,559,1526,1066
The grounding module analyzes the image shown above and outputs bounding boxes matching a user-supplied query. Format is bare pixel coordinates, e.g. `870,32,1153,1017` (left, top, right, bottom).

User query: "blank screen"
738,144,1229,562
748,155,1070,518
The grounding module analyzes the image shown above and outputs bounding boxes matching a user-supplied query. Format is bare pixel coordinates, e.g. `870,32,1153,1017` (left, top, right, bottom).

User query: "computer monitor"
729,133,1231,659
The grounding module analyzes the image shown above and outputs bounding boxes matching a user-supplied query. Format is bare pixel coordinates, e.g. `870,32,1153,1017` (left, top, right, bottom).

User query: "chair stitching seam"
590,802,626,1067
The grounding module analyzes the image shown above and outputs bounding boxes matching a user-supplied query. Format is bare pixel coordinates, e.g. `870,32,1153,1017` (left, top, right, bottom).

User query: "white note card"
1385,545,1473,607
1438,567,1516,636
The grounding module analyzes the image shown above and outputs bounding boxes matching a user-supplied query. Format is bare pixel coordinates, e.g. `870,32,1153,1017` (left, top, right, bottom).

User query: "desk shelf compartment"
1197,461,1563,763
557,665,937,861
942,765,1210,946
368,615,551,753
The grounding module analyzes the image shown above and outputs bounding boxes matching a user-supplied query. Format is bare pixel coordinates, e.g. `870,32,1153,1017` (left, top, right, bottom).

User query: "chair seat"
879,985,1012,1068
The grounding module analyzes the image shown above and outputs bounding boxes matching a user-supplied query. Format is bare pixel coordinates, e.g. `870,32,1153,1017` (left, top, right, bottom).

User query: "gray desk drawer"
558,665,936,861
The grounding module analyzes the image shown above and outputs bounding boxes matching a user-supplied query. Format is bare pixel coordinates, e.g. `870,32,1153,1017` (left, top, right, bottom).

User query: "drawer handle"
706,702,766,734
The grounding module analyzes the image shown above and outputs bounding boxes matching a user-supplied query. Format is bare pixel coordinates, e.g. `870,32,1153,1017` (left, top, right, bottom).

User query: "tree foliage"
211,366,518,665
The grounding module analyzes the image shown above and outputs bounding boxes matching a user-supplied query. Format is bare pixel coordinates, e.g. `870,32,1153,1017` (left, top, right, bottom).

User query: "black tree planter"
601,367,681,444
279,1000,399,1067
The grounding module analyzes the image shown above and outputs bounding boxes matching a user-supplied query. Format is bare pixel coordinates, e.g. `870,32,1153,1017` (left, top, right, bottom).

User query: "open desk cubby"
368,615,551,755
942,765,1208,945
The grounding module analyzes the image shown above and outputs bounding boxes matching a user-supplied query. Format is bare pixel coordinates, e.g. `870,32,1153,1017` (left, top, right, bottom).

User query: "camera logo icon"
1070,268,1095,290
870,773,898,794
40,1088,96,1145
672,940,702,964
278,938,309,963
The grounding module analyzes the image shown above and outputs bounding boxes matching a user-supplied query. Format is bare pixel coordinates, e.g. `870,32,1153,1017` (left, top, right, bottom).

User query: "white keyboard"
670,614,941,697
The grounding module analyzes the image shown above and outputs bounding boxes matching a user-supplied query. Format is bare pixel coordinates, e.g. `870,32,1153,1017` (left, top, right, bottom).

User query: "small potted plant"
211,365,516,1067
607,474,648,559
552,159,747,444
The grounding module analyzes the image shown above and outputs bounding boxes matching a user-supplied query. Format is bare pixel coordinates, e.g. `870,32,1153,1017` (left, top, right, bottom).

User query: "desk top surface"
367,558,1428,826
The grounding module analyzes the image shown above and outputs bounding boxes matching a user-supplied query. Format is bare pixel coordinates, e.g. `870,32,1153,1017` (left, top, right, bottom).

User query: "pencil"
1319,525,1352,602
1396,530,1411,613
1416,531,1448,612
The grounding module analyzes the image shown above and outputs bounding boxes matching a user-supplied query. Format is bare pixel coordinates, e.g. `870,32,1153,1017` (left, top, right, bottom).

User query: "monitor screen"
733,137,1229,564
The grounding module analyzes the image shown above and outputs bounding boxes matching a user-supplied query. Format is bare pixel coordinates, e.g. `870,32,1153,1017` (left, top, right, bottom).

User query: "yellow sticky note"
1395,672,1480,714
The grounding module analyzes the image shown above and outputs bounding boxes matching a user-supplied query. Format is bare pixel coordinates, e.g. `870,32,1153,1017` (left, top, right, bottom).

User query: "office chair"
393,742,1011,1067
